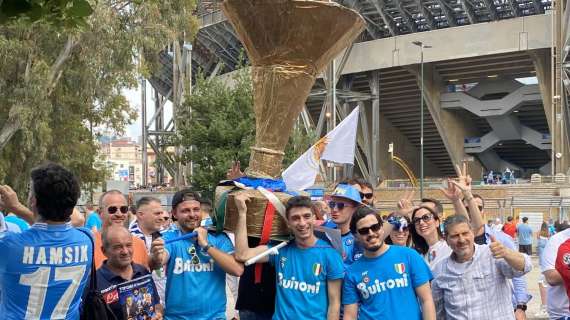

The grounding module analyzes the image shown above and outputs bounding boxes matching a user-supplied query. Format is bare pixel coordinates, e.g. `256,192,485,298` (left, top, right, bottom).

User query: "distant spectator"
84,203,102,232
502,216,517,239
517,217,533,255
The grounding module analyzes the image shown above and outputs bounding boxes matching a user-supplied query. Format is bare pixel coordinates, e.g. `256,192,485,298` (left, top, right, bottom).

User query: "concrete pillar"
374,107,443,180
404,64,485,178
529,49,553,131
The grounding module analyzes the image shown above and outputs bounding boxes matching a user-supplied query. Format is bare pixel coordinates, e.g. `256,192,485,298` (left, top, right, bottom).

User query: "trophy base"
216,186,291,237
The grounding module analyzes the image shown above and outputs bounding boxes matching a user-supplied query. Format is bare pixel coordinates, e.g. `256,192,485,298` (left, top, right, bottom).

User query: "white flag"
282,106,360,191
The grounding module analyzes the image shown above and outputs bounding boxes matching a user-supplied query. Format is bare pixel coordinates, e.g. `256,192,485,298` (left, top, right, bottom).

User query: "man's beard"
367,241,383,252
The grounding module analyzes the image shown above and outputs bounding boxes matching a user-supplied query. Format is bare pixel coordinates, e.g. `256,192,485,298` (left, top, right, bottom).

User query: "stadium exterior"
143,0,570,187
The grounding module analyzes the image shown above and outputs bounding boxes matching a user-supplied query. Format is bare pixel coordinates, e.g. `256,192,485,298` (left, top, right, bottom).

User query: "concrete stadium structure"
145,0,570,187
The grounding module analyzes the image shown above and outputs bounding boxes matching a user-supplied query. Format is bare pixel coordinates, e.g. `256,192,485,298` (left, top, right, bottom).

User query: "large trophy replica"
216,0,365,238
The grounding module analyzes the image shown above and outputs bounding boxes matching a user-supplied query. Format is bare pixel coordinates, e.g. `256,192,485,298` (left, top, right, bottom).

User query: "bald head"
101,225,133,268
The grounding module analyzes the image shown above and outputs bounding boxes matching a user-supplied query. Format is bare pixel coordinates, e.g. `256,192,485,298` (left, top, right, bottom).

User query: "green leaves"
0,0,94,27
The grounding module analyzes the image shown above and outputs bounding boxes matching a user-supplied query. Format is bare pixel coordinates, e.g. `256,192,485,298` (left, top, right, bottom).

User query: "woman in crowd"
410,206,452,269
384,212,412,247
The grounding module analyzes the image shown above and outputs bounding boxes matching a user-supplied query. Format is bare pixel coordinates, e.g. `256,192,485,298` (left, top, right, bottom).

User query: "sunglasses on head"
359,192,374,199
108,206,129,214
357,223,382,236
328,201,351,210
412,214,434,225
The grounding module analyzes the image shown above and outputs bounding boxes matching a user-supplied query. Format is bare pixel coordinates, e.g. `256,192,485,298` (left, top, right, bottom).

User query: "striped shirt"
431,244,531,320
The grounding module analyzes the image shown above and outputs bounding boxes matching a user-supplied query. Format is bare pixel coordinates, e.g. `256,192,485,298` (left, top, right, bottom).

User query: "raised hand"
150,237,166,268
0,185,22,212
454,162,472,191
226,161,245,180
489,235,507,259
234,193,250,215
396,190,415,217
440,178,462,201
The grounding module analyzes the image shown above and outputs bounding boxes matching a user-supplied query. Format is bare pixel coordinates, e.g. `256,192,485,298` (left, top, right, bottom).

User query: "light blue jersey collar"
32,222,73,231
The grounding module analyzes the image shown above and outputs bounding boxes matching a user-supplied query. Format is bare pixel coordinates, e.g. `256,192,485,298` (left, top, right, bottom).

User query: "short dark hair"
98,190,125,209
171,188,201,210
421,198,443,214
443,214,472,235
353,177,373,190
410,205,443,255
285,196,313,218
30,163,80,222
350,206,382,234
522,217,528,223
136,196,161,210
507,216,514,222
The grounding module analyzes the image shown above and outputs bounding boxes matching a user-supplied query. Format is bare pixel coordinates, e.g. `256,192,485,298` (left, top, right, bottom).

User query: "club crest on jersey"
313,263,322,276
345,238,353,246
564,253,570,266
362,271,370,284
394,263,406,274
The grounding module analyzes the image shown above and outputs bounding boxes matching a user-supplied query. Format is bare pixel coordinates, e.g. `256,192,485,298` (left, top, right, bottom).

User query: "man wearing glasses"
343,206,435,320
149,189,243,320
94,190,149,269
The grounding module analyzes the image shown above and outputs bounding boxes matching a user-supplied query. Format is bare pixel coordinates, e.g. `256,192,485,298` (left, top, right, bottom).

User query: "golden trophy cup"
218,0,365,237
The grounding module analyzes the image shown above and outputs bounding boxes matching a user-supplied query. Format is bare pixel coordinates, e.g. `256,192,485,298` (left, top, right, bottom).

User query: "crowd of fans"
0,162,569,320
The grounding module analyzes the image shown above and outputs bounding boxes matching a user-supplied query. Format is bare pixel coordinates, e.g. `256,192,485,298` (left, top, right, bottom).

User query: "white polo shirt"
541,228,570,319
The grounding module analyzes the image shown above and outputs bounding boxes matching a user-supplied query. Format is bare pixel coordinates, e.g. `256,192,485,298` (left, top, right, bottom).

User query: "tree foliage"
176,69,316,199
0,0,198,196
0,0,93,27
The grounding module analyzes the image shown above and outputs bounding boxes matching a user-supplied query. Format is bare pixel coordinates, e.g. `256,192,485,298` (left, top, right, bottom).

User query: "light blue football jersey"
0,222,92,320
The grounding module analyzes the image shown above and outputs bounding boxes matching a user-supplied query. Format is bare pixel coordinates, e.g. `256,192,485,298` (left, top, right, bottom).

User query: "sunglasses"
188,246,200,265
107,206,129,214
328,201,352,210
357,223,382,235
360,192,374,199
412,214,434,225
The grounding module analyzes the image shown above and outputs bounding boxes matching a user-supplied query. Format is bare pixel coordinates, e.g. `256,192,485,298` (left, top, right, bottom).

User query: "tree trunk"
0,36,77,152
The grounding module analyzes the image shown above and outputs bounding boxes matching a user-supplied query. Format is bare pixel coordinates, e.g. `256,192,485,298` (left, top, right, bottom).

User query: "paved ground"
527,256,549,320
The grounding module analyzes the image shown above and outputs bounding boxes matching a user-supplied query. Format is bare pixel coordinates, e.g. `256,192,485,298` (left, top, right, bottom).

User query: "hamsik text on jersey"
0,223,92,320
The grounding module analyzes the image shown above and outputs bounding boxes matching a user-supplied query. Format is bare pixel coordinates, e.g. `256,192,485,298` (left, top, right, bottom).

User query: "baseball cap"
171,188,201,210
330,184,363,205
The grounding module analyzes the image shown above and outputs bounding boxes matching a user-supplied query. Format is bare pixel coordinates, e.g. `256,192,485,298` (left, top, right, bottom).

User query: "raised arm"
195,227,243,276
234,193,271,262
490,235,531,275
0,185,35,225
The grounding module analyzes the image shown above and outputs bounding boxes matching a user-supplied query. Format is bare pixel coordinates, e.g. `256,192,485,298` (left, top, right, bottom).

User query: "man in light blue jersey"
342,206,435,320
0,163,92,320
149,189,244,320
235,194,345,320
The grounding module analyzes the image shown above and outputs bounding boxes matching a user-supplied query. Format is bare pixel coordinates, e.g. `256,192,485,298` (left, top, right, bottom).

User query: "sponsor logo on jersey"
278,272,321,294
357,273,410,299
394,263,406,274
173,258,215,274
280,257,287,268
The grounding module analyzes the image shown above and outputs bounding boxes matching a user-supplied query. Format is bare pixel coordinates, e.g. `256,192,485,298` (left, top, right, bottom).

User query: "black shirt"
235,237,276,315
96,261,159,320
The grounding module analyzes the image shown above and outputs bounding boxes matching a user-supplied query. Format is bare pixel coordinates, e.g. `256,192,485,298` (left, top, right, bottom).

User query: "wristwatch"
201,243,214,252
515,304,527,311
